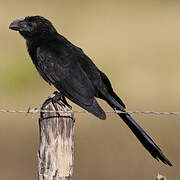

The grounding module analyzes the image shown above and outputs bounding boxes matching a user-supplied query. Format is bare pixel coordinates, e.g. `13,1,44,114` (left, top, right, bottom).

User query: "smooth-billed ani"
9,16,172,166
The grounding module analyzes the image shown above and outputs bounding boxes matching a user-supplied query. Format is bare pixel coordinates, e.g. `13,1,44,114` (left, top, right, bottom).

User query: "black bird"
9,16,172,166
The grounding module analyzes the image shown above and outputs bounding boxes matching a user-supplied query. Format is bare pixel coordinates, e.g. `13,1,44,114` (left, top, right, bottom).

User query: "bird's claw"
52,91,72,109
41,91,71,117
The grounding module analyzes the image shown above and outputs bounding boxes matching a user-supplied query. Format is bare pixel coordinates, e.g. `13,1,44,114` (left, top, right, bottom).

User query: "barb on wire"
0,108,180,116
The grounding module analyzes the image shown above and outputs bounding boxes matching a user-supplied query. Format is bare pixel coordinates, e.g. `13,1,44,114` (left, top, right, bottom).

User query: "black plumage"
9,16,172,166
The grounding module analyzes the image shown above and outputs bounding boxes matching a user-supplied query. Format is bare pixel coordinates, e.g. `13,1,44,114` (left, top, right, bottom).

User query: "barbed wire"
0,108,180,116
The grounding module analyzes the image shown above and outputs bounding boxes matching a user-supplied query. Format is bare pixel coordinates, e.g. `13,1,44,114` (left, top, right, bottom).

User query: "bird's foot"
53,91,72,109
41,91,71,117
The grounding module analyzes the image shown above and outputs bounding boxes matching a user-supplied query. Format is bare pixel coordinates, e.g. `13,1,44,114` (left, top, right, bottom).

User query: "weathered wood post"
38,95,74,180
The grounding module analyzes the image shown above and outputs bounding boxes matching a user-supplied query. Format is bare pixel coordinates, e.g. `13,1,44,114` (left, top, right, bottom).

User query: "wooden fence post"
38,95,74,180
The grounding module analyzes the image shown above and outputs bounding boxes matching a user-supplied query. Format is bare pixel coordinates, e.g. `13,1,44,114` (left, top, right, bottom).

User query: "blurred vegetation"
156,173,167,180
0,0,180,179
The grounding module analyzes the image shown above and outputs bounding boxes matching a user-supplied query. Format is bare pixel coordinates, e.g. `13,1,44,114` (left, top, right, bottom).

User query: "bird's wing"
36,46,106,119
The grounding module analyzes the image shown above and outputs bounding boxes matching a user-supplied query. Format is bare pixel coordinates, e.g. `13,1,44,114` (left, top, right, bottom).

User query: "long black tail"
106,92,172,166
98,70,172,166
119,112,172,166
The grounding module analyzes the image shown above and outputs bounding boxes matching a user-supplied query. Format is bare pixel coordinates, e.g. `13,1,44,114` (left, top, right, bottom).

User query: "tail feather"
106,93,172,166
98,70,172,166
119,113,172,166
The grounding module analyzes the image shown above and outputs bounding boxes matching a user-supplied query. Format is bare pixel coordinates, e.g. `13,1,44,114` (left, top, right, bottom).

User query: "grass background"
0,0,180,179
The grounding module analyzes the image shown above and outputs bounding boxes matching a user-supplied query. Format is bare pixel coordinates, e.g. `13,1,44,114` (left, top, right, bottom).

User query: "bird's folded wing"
36,48,96,106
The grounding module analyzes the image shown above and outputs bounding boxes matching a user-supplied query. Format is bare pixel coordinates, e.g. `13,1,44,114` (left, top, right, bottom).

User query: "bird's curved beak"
9,17,25,31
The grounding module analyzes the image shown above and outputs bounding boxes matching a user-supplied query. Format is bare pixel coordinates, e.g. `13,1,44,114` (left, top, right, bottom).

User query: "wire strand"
0,108,180,116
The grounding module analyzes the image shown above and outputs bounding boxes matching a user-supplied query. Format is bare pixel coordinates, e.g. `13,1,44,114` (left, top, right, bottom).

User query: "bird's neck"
27,31,56,42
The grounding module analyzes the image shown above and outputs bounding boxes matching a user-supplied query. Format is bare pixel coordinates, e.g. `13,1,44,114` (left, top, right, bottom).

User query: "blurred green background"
0,0,180,179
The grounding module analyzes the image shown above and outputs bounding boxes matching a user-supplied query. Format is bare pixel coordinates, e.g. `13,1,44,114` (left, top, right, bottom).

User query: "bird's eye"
28,22,33,27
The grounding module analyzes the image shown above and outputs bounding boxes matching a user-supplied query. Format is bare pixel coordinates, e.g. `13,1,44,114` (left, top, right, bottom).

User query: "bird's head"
9,16,57,39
